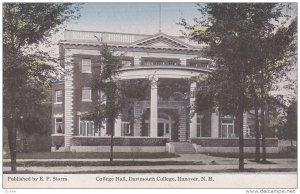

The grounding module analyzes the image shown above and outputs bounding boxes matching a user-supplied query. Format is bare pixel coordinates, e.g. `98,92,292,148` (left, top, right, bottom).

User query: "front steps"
169,142,196,154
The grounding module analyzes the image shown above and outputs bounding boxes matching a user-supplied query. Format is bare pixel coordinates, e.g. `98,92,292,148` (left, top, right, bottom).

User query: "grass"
3,152,179,160
2,160,205,167
203,152,297,159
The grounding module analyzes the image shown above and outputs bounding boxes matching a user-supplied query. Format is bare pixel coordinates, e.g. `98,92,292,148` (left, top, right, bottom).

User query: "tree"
83,43,122,163
180,3,296,170
3,3,80,172
247,5,296,162
257,19,297,162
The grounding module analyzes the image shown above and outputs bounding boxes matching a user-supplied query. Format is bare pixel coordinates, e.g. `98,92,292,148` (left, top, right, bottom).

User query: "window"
196,115,203,137
121,60,132,67
55,90,63,103
55,118,64,134
82,59,91,73
156,61,164,66
82,87,91,101
196,62,209,68
168,61,176,66
144,61,153,66
221,119,235,138
189,62,197,67
79,119,94,136
121,122,131,136
165,123,169,134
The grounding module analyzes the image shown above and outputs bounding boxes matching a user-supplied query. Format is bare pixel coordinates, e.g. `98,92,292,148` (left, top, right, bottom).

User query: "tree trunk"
110,118,114,163
237,90,245,171
250,72,260,162
7,116,17,172
254,103,260,162
238,109,244,171
260,104,266,162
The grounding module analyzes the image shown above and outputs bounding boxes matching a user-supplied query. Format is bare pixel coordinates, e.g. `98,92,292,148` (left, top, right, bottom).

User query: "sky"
66,2,202,36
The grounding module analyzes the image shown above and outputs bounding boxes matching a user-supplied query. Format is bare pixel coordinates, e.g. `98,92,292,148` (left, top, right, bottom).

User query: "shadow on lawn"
247,160,277,164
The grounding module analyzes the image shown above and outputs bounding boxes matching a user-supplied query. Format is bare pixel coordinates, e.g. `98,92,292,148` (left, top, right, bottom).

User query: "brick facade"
72,54,101,135
51,81,64,134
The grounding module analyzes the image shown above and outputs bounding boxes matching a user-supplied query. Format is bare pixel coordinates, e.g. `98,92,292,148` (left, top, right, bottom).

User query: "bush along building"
51,30,278,153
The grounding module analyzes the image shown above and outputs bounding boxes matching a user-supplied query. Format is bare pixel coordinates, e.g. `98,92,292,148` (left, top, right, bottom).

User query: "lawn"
3,152,179,160
3,160,204,167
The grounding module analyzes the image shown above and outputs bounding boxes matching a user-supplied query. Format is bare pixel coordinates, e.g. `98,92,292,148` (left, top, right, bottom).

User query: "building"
51,30,278,153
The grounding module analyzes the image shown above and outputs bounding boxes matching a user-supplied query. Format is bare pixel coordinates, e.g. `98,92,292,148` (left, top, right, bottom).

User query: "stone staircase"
170,142,196,154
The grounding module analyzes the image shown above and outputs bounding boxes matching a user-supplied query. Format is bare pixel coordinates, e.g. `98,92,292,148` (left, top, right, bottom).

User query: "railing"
63,30,202,47
65,30,103,41
178,37,203,47
64,30,148,43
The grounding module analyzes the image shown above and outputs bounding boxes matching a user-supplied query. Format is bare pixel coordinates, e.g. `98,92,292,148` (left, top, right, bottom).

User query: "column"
150,77,158,137
189,82,197,138
211,112,219,137
114,115,122,137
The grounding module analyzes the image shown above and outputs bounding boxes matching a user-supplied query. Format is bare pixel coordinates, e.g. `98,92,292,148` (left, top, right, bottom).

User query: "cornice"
59,41,203,54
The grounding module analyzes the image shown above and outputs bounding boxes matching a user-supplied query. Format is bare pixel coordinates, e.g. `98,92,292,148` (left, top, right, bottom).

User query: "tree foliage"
181,3,297,169
82,43,122,162
3,3,81,171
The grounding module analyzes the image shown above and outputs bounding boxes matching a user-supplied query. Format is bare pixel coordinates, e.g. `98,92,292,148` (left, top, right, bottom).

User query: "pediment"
131,33,191,49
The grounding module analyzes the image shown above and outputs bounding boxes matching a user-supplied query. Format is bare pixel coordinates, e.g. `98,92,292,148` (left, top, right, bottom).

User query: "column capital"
190,81,197,90
149,76,158,88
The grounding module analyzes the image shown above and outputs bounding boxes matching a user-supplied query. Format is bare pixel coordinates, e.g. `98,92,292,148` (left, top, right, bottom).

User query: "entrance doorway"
142,109,179,141
158,122,170,137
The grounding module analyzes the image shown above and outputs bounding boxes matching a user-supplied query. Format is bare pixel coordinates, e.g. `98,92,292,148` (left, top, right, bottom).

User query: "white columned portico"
189,82,197,138
150,77,158,137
